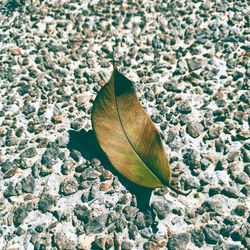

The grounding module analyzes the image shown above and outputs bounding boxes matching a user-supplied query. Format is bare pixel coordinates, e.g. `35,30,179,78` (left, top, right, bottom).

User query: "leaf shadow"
67,129,154,212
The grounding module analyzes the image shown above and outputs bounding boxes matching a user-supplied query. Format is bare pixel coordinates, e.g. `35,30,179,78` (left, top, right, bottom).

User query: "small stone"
74,204,90,223
204,225,220,244
121,241,133,250
81,167,101,180
115,218,127,232
186,122,204,138
221,187,239,198
4,182,17,197
101,170,113,180
3,165,17,179
92,237,105,249
52,115,63,124
5,135,18,146
141,228,152,239
70,149,82,162
99,182,112,191
61,160,74,175
201,158,211,170
234,205,247,216
13,204,29,227
220,225,235,238
167,233,190,250
135,212,146,229
21,176,35,193
235,172,249,184
227,151,239,162
176,101,192,114
14,226,25,236
59,178,78,196
241,185,250,196
187,57,204,71
191,229,205,247
231,225,248,241
89,182,99,200
128,224,138,240
52,231,77,250
38,194,55,213
151,200,170,219
202,199,223,214
207,126,220,139
183,148,201,169
209,187,221,197
20,147,37,158
85,213,108,234
244,164,250,176
184,177,200,190
241,148,250,163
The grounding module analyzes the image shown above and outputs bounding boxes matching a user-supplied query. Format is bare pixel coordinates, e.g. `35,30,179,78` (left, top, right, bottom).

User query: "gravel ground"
0,0,250,249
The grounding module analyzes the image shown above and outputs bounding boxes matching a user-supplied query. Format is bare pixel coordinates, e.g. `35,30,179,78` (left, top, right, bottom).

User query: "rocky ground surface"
0,0,250,249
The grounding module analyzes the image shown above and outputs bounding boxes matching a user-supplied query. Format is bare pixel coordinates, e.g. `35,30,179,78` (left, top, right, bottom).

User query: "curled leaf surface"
91,68,171,188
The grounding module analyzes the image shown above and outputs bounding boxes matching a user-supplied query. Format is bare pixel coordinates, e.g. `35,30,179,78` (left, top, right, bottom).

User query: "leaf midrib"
113,75,163,186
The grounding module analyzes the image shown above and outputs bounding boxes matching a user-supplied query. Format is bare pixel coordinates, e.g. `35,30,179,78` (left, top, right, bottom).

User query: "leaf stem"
166,183,192,196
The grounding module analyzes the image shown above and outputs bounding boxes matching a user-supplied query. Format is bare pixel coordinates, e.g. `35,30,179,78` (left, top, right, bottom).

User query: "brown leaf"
91,68,170,188
92,68,190,195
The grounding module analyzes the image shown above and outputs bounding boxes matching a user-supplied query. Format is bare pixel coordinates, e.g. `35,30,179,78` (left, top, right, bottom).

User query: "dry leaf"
91,68,190,195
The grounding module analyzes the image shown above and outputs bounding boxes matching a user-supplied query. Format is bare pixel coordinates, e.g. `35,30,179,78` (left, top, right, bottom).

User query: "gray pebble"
134,212,146,230
204,225,220,244
52,231,77,250
85,213,108,234
20,147,38,158
121,240,133,250
3,182,17,198
81,167,101,181
191,229,205,247
221,188,239,199
13,204,29,227
38,194,55,213
186,122,204,138
184,177,200,190
59,178,78,196
187,57,204,72
151,200,170,219
176,101,192,114
21,176,35,193
167,233,190,250
74,204,90,223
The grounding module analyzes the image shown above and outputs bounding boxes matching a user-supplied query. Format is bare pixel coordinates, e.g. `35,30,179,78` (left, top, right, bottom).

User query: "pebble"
81,167,101,180
167,233,190,250
21,176,35,193
38,194,55,213
187,57,204,72
204,225,221,244
135,212,146,229
233,204,247,216
20,147,38,158
231,225,248,241
151,200,170,219
13,204,29,227
186,122,204,138
59,178,78,196
207,126,221,140
221,188,239,199
3,182,17,198
85,213,108,234
74,204,90,223
52,231,77,250
176,101,192,114
191,229,205,247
